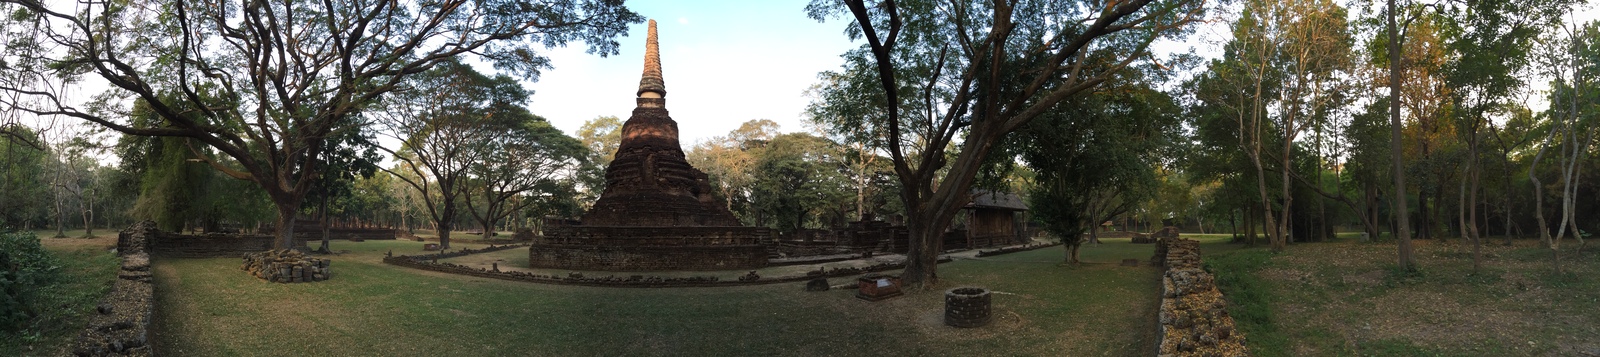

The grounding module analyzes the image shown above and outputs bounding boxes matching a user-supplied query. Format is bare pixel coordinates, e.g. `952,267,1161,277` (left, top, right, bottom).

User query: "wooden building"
960,190,1030,249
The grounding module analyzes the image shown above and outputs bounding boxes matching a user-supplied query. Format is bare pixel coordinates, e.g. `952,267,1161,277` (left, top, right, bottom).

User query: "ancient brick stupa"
529,20,771,271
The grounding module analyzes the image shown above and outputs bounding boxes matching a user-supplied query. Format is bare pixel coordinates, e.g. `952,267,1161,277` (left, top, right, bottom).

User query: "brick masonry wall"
386,250,953,288
974,241,1063,257
530,226,772,271
1156,238,1249,356
149,233,313,258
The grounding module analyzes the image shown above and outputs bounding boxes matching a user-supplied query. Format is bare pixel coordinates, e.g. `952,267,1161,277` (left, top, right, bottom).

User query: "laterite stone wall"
1155,238,1248,357
529,226,771,271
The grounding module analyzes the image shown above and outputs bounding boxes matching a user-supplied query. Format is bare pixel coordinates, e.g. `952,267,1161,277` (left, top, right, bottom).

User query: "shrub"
0,231,60,332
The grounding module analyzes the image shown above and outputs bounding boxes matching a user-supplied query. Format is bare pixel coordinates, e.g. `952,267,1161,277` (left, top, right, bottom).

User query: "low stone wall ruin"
1156,238,1248,357
400,244,529,262
149,232,312,258
241,250,331,283
974,241,1063,257
530,226,772,271
385,246,952,288
72,221,158,356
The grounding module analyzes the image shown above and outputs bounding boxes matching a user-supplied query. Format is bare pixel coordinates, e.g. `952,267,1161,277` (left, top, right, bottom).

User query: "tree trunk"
1502,149,1516,246
1229,209,1239,241
1246,205,1258,246
1418,188,1430,240
1432,182,1445,242
1468,133,1482,272
54,191,66,238
439,220,453,250
1530,123,1557,249
1387,0,1416,270
1066,242,1081,264
319,192,331,253
1458,166,1468,240
273,203,299,250
1366,181,1382,241
83,190,94,237
901,222,943,286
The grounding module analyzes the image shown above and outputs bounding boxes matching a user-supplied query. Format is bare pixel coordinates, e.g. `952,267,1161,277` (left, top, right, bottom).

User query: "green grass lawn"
19,227,1598,356
4,234,122,357
144,238,1215,356
1207,236,1600,356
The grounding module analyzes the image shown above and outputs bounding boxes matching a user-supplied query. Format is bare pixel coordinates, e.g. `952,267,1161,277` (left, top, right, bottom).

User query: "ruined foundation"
530,227,771,271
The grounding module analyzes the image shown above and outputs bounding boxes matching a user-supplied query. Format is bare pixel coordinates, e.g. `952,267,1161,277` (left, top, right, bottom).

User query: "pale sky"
515,0,1598,146
31,0,1600,159
516,0,859,145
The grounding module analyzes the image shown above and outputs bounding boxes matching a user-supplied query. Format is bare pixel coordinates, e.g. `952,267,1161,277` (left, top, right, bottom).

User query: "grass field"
138,237,1222,356
1208,236,1600,356
5,234,121,356
31,229,1592,356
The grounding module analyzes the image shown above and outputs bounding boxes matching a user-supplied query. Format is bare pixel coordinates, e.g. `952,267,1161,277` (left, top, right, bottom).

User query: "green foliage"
1018,67,1180,242
575,115,623,205
749,133,853,232
0,128,48,229
119,97,274,231
0,232,59,332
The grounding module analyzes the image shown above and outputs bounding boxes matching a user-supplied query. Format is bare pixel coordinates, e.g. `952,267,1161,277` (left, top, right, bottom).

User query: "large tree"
686,119,780,222
1439,0,1577,272
575,115,623,207
377,60,527,250
807,0,1207,285
749,132,853,233
0,0,641,249
0,126,47,229
806,0,1203,286
1019,65,1180,263
463,113,585,237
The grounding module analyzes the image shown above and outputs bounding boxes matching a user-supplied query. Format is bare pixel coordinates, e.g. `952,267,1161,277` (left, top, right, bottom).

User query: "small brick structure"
241,250,331,283
855,274,903,301
944,287,992,328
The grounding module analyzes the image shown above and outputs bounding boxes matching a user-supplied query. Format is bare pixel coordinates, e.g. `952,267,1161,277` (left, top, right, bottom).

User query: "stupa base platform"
530,226,772,271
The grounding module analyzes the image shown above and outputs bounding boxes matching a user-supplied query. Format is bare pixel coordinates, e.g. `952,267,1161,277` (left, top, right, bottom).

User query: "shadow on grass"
1206,248,1290,356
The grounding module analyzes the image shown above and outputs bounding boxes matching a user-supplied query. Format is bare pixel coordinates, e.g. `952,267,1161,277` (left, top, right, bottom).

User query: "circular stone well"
944,287,992,328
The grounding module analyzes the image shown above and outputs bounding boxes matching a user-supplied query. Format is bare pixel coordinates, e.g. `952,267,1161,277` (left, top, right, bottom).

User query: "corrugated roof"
966,190,1027,211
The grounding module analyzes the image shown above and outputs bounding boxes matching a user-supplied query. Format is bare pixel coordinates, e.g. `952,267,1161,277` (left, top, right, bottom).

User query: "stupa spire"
637,19,666,99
